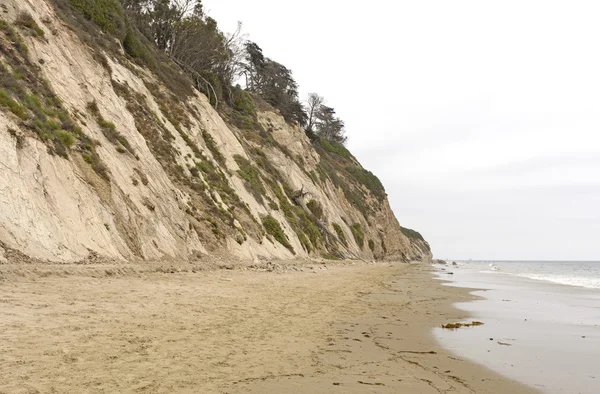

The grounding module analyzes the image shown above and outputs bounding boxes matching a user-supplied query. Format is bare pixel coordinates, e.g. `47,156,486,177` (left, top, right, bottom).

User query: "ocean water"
433,261,600,394
459,260,600,289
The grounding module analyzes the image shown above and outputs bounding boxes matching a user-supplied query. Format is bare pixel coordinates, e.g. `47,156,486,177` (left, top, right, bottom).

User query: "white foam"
515,273,600,289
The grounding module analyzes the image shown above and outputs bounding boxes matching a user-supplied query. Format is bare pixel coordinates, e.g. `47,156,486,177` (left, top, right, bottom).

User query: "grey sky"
205,0,600,260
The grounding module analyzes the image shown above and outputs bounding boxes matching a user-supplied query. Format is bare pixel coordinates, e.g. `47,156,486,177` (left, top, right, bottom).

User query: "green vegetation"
368,239,375,252
305,93,347,145
262,215,294,254
400,226,426,242
227,85,259,129
247,150,325,254
202,131,225,166
234,155,265,204
231,86,256,117
350,223,365,249
81,148,109,179
316,165,328,184
52,0,385,215
243,42,306,124
86,101,134,155
314,129,388,216
56,130,76,148
122,30,151,63
333,223,348,247
294,206,321,250
67,0,125,34
321,252,342,261
0,22,108,167
51,0,192,97
196,157,239,207
317,159,370,216
306,199,323,219
59,0,307,126
15,12,45,38
0,20,29,56
318,137,353,159
0,89,27,120
114,79,265,242
345,166,386,201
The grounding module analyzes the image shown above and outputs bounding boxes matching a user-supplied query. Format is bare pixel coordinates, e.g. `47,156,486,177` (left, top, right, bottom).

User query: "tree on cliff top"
241,42,306,125
122,0,247,107
305,93,324,134
69,0,313,127
305,93,347,145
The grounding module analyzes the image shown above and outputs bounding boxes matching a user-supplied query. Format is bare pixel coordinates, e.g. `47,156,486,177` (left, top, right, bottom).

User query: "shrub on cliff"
0,89,27,120
15,12,45,38
333,223,348,247
68,0,125,35
351,223,365,249
319,138,353,160
345,166,386,201
234,155,266,204
307,200,324,220
262,215,294,254
123,30,152,64
400,226,426,242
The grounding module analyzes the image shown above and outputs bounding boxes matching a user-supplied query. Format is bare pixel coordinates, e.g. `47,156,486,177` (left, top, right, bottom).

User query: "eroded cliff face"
0,0,431,263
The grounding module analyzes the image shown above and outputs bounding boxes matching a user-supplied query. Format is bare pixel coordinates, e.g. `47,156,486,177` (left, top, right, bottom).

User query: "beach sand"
0,261,538,393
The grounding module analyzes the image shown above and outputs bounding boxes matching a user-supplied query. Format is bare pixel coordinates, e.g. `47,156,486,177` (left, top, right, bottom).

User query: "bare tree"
305,93,324,133
224,22,246,81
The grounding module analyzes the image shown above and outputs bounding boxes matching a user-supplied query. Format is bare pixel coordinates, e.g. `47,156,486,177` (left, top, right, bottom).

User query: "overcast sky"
205,0,600,261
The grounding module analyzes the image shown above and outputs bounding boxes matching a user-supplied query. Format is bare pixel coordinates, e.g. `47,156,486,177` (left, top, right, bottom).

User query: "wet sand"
0,261,538,393
434,266,600,393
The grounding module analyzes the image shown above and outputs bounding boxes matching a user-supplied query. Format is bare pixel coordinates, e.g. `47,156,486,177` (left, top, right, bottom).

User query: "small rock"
489,338,494,341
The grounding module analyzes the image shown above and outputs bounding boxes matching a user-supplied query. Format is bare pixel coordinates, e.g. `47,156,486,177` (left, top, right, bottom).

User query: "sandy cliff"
0,0,431,263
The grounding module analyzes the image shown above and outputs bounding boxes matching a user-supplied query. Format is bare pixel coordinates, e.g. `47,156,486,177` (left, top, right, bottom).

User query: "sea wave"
514,273,600,289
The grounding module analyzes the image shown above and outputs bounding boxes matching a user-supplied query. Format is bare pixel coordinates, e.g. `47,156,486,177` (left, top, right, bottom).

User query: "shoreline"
0,260,538,393
434,263,600,394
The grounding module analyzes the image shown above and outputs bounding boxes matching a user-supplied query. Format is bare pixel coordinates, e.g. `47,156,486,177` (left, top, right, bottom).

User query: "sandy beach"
0,260,538,393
